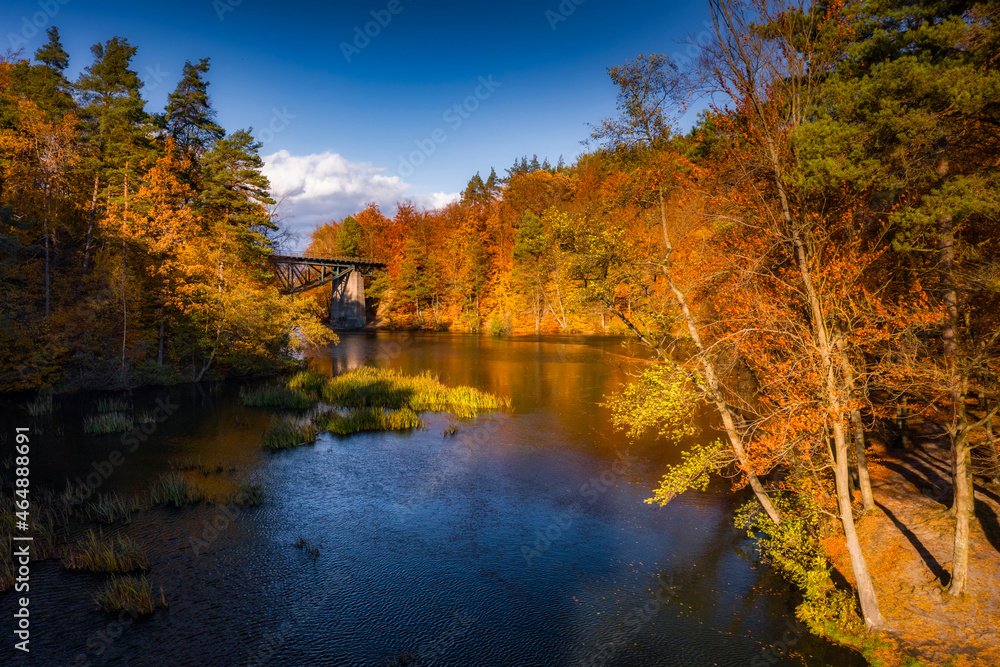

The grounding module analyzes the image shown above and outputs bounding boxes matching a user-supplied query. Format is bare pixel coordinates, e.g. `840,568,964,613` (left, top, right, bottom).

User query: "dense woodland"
0,30,332,392
306,0,1000,640
3,0,1000,652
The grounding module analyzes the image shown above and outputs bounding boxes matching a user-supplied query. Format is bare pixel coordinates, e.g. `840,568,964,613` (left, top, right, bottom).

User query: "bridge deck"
268,252,386,295
269,252,386,270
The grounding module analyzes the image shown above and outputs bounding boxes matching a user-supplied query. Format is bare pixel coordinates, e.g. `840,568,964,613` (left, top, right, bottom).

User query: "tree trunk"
948,373,974,596
43,194,50,319
158,302,166,366
835,331,874,510
985,392,1000,485
897,399,912,450
833,419,886,628
654,186,781,525
121,169,129,373
852,408,875,511
82,174,99,277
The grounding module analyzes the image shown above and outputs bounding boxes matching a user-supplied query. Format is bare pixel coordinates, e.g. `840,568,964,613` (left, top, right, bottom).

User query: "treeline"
312,0,1000,639
0,28,331,391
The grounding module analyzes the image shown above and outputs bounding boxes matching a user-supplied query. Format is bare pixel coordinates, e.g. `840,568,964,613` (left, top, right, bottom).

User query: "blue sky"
4,0,715,243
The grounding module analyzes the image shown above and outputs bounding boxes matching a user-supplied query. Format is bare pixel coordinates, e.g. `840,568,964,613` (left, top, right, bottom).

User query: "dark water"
1,332,865,666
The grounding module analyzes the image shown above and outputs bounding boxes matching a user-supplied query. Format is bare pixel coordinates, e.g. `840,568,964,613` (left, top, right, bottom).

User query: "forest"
305,0,1000,652
0,29,332,392
2,0,999,659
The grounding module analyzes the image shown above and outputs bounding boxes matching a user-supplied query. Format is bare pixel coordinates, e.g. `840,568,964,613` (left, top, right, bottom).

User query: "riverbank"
825,422,1000,666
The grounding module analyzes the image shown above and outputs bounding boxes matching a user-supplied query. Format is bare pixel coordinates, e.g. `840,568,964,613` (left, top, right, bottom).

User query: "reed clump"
83,411,134,434
286,368,328,398
25,393,54,416
229,482,265,506
96,397,132,413
148,473,205,507
93,575,163,615
317,407,423,436
84,493,143,524
261,416,319,450
62,530,150,573
321,367,510,419
240,384,316,409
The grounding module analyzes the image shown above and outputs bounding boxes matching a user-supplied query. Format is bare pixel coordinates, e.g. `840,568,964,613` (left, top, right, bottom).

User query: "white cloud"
261,150,458,245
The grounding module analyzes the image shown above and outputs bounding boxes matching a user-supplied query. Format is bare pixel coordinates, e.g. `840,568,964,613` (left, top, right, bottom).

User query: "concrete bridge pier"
330,270,367,329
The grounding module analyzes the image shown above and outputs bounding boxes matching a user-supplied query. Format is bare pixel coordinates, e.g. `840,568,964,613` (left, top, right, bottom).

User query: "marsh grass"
135,410,156,425
287,369,327,397
321,367,509,419
228,483,265,506
93,575,162,615
261,416,319,450
316,407,423,436
84,493,143,524
84,411,134,434
96,397,132,413
25,393,54,416
240,384,316,409
62,530,149,573
148,473,205,507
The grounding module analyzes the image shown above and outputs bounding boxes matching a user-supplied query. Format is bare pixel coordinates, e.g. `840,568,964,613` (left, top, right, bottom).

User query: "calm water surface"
1,332,865,666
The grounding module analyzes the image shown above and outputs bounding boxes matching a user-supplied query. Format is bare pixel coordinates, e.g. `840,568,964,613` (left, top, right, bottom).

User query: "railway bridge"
269,252,386,329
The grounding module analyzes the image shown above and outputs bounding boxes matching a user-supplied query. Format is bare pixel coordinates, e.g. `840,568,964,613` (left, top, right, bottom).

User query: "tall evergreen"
165,58,225,168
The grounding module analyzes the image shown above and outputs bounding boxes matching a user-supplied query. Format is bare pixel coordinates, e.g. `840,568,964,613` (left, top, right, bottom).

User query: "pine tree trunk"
948,372,974,596
121,170,129,373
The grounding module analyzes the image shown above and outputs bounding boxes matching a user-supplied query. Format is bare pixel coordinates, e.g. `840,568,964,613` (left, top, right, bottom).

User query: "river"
1,332,865,666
